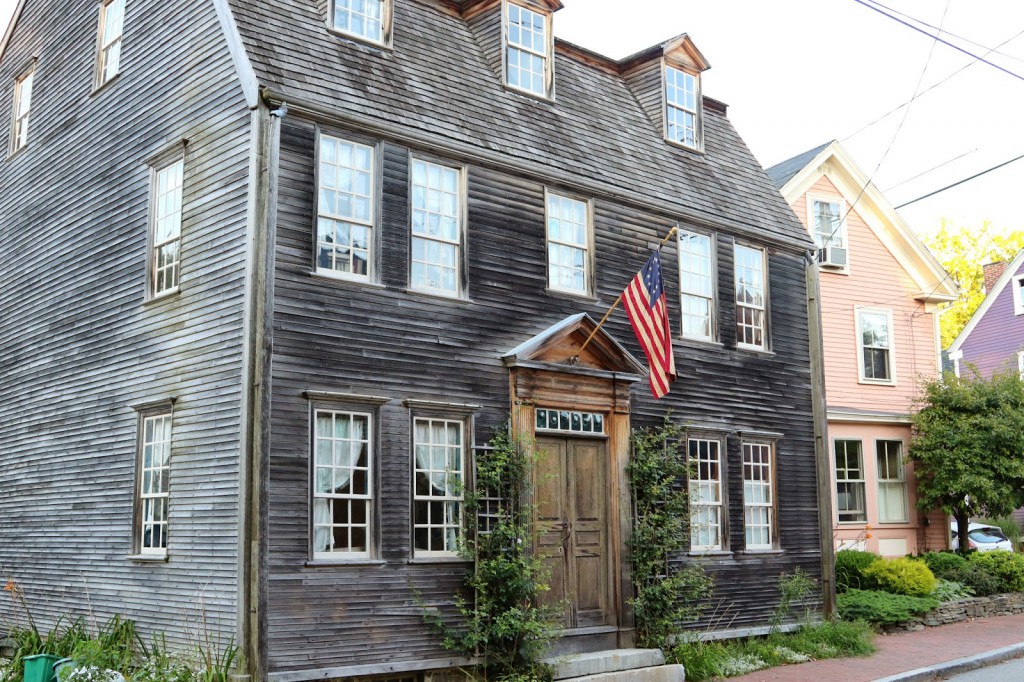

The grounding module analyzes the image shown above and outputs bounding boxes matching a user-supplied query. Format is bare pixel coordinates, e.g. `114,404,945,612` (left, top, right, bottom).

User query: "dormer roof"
619,33,711,74
458,0,564,14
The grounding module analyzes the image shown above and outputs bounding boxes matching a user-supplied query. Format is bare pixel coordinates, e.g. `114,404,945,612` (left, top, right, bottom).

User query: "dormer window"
505,2,552,98
332,0,390,46
665,65,700,149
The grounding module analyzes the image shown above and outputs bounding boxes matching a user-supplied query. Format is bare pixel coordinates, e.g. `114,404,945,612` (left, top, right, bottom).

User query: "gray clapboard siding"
0,0,251,648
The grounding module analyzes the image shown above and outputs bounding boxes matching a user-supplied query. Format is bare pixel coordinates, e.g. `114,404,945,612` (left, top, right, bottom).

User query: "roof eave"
947,248,1024,352
0,0,27,64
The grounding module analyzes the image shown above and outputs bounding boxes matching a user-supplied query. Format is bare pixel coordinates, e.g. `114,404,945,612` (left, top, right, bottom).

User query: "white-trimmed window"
734,244,767,350
95,0,125,87
505,2,551,98
535,408,604,434
410,159,462,296
664,65,701,149
413,418,465,557
688,438,723,551
857,308,894,383
317,135,374,281
876,440,907,524
1013,274,1024,316
150,158,184,297
9,66,33,154
312,410,373,559
679,229,715,341
331,0,389,45
1018,350,1024,380
137,413,172,555
546,192,590,295
810,198,844,249
835,440,866,523
743,442,774,549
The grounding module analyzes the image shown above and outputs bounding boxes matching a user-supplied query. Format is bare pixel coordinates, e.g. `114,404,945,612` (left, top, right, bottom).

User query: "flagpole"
576,226,678,357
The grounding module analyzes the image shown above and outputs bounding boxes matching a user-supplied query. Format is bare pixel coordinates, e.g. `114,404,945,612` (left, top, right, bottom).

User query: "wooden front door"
535,437,611,629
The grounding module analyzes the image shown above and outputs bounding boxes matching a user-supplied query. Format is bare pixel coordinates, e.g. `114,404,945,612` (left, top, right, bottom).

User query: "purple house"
947,250,1024,379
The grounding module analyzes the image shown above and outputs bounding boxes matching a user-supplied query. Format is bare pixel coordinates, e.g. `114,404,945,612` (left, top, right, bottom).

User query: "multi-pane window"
505,3,549,97
734,244,767,350
679,230,714,341
835,440,866,523
546,193,590,295
317,136,374,280
535,408,604,434
1013,275,1024,315
876,440,907,523
312,411,372,559
858,309,893,383
688,438,722,551
811,199,844,248
743,442,774,549
332,0,387,44
413,418,465,556
95,0,125,87
151,159,184,296
411,159,461,295
665,65,700,149
138,413,172,554
9,67,33,154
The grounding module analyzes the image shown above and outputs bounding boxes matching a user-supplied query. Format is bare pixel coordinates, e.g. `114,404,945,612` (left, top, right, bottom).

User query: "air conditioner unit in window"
818,246,848,268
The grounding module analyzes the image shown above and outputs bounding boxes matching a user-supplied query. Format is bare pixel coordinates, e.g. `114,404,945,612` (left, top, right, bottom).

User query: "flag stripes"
622,251,676,398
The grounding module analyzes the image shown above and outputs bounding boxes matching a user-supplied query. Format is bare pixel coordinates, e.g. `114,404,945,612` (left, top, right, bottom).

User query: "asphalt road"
940,656,1024,680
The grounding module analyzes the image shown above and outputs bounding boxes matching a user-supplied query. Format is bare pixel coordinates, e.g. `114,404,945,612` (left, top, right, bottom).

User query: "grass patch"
668,620,875,681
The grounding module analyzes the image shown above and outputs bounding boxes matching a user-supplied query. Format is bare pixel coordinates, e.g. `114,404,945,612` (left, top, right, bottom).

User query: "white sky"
2,0,1022,241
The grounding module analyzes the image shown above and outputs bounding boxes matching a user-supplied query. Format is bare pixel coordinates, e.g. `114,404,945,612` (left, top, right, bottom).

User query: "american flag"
622,251,676,399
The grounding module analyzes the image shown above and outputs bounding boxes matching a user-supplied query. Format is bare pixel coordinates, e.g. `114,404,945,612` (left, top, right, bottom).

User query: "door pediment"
501,313,646,378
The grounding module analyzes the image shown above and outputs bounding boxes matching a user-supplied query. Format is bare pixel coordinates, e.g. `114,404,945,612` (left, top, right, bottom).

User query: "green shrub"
930,579,975,602
835,550,881,592
943,564,1002,597
837,589,938,626
967,550,1024,592
861,557,937,598
921,551,968,577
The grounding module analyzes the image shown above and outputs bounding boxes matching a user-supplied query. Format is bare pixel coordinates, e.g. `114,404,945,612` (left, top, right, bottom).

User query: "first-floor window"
743,442,774,549
137,412,172,554
835,440,866,523
688,438,723,551
312,410,372,559
413,418,465,556
876,440,907,523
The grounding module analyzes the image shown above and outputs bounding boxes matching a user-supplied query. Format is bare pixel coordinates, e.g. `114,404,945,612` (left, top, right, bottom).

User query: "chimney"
983,261,1008,295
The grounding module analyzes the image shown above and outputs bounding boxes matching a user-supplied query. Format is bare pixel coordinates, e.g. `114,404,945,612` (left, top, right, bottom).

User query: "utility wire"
882,148,978,192
895,152,1024,208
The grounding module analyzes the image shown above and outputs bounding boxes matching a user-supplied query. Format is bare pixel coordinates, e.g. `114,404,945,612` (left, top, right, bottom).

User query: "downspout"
805,251,836,618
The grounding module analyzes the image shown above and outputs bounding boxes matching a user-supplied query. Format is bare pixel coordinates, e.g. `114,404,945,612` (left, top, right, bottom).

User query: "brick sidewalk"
728,612,1024,682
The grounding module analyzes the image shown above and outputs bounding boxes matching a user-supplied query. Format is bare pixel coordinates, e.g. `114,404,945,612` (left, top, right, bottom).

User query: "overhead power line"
882,148,979,192
895,152,1024,208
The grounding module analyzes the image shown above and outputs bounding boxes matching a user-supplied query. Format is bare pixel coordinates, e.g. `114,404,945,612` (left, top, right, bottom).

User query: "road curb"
874,641,1024,681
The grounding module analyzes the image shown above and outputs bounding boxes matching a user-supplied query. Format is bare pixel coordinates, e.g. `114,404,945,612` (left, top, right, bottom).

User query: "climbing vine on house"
628,420,713,651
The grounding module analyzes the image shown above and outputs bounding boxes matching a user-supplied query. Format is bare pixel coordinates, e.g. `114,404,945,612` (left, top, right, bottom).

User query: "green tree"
924,221,1024,347
909,370,1024,553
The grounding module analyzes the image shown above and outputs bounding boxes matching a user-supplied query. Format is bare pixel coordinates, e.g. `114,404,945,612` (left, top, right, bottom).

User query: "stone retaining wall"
886,593,1024,632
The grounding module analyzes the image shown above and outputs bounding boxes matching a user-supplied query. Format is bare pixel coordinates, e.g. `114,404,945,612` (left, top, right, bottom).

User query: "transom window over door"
332,0,388,45
95,0,125,87
313,411,372,559
317,135,374,280
857,309,894,383
688,438,722,551
413,418,465,557
505,2,550,97
664,65,700,149
411,159,462,296
876,440,907,523
151,159,184,296
734,244,767,350
546,192,590,295
743,442,774,549
835,440,866,523
678,230,715,341
9,66,33,154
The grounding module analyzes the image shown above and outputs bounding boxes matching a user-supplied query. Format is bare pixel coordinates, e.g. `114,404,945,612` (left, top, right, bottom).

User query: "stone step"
546,648,671,680
567,665,686,682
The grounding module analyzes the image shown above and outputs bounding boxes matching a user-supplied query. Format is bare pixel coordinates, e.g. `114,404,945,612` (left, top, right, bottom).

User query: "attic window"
664,65,701,150
332,0,390,46
505,2,552,98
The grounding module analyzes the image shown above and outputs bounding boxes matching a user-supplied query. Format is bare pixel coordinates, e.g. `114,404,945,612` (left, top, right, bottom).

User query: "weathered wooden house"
0,0,827,680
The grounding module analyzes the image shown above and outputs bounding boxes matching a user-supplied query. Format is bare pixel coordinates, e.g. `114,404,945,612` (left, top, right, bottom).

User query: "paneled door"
535,437,611,629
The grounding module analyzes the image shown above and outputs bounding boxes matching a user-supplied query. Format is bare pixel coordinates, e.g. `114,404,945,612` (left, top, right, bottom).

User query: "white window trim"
147,156,185,299
875,439,908,524
94,0,125,89
1013,274,1024,316
688,437,724,552
135,410,172,557
662,61,703,152
834,439,867,525
856,307,897,385
412,417,466,559
1018,350,1024,380
742,441,775,550
315,133,377,284
311,409,375,561
408,157,466,299
328,0,393,47
678,228,716,342
734,243,768,351
9,65,33,156
501,0,554,100
949,349,963,378
544,189,593,297
807,193,850,272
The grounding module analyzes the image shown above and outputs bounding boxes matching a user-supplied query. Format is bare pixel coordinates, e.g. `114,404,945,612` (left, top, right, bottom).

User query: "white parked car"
950,522,1014,552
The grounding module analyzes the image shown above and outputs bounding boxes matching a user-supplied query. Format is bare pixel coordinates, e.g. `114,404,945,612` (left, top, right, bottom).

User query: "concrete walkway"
728,612,1024,682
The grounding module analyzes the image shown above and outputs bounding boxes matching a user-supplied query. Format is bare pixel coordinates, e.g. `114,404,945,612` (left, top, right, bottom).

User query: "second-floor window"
546,192,590,296
95,0,125,87
317,135,375,281
505,2,550,98
857,309,894,383
835,440,866,523
734,244,767,350
151,159,184,297
410,158,462,296
679,230,714,341
876,440,907,524
332,0,388,45
664,65,700,150
9,67,33,154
